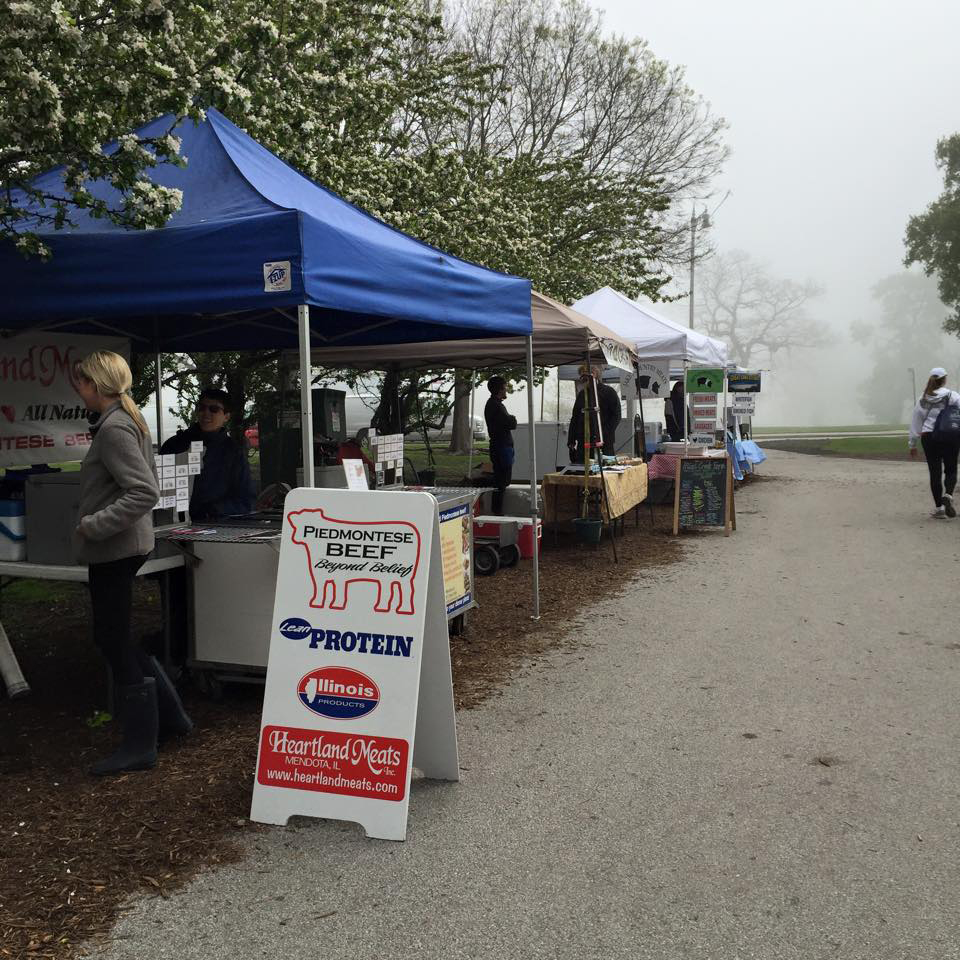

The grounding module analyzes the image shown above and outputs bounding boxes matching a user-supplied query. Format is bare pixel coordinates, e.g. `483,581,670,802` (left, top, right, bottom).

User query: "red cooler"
515,517,542,558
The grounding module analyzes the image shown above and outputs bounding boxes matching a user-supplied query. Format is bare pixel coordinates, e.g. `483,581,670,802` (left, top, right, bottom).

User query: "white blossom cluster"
0,0,232,255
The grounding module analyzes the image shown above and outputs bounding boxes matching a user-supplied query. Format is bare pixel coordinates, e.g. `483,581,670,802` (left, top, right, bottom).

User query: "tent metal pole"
154,351,163,448
467,369,476,481
525,336,540,620
298,304,315,486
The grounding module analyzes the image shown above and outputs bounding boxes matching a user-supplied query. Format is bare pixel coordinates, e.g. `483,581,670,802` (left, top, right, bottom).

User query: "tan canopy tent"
309,292,637,370
308,292,639,620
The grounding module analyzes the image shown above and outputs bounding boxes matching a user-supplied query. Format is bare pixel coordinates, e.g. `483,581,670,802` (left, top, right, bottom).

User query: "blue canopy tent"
0,107,532,486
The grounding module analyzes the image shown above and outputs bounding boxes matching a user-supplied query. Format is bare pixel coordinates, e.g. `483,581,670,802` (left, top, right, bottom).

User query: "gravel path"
89,451,960,960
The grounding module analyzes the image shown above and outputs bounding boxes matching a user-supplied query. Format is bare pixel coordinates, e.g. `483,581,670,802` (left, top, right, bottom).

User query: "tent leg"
298,304,315,486
467,369,476,481
526,336,540,620
154,351,163,448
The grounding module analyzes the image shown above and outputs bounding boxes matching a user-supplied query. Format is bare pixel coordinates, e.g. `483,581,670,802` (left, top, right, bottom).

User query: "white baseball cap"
930,367,947,378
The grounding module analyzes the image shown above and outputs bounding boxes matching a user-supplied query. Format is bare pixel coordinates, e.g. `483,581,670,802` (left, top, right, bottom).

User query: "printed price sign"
250,488,459,840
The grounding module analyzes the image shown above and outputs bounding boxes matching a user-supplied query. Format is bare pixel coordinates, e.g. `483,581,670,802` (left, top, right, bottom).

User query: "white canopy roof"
633,295,728,367
572,286,728,367
571,287,686,360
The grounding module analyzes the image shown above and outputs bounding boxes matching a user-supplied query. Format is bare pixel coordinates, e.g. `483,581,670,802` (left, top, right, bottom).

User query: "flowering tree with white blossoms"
0,0,242,256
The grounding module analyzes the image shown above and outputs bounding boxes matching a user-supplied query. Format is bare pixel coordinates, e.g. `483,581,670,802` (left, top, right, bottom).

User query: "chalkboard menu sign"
672,455,735,536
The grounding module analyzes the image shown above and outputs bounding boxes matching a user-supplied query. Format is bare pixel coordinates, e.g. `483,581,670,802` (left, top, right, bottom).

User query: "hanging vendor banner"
439,503,473,616
599,338,636,374
685,368,724,394
250,488,459,841
635,359,671,399
731,394,756,415
727,371,762,393
0,332,130,467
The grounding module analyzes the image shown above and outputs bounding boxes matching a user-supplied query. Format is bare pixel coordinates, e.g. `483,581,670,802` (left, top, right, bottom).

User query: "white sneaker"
932,505,947,518
944,494,957,518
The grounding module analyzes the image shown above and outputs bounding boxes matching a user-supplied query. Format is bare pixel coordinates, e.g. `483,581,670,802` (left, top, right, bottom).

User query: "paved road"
92,452,960,960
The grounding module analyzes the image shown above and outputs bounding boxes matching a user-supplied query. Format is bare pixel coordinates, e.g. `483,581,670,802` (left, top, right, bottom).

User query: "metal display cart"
161,487,487,690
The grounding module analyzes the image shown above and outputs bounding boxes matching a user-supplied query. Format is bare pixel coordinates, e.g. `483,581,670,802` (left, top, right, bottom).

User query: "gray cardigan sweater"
75,402,159,564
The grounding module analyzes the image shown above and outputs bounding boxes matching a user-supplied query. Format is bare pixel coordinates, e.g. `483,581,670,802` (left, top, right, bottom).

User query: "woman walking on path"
909,366,960,518
73,350,191,776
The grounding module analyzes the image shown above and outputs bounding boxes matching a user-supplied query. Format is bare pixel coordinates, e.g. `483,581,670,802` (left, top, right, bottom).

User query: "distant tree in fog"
851,272,958,424
695,250,828,367
904,135,960,332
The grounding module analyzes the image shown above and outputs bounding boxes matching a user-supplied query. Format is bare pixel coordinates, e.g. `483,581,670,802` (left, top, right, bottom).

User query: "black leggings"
920,433,960,507
88,555,148,686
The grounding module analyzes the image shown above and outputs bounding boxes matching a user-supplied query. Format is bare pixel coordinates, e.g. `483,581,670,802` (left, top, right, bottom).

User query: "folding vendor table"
0,552,185,698
541,460,649,535
162,487,487,686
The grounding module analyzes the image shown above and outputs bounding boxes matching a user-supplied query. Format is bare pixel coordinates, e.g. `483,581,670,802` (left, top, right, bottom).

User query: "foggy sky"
599,0,960,424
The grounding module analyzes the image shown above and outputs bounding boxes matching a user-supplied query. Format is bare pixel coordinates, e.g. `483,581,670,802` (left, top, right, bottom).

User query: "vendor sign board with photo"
685,368,724,395
250,488,459,841
635,359,671,399
727,371,762,393
0,332,129,467
439,503,472,616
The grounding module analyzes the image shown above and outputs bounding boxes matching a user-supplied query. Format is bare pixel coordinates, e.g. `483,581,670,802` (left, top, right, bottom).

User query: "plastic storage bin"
0,499,26,562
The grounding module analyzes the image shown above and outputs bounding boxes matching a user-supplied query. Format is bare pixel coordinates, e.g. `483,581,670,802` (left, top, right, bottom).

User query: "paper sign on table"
342,459,368,491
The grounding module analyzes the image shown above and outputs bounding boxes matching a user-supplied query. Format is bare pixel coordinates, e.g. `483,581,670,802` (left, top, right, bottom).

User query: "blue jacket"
160,424,254,521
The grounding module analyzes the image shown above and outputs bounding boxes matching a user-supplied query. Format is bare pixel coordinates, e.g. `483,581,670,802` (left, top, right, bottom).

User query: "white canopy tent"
571,287,687,360
572,287,728,367
633,295,729,368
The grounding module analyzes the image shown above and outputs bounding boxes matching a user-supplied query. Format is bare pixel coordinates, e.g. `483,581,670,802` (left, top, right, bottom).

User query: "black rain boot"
139,653,193,739
90,678,158,776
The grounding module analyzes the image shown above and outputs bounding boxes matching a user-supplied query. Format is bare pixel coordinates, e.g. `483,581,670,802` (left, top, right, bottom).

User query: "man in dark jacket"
568,365,621,462
160,388,254,521
484,375,517,515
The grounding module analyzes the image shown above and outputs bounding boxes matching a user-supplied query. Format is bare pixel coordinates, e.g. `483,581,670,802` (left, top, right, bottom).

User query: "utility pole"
688,209,710,331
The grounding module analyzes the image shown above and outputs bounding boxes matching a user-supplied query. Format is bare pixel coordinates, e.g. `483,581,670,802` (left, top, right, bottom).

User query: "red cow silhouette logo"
287,508,421,615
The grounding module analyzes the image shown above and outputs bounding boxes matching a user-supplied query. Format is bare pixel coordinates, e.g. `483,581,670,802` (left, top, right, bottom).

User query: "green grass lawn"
404,440,478,483
822,436,910,457
760,435,911,460
752,424,906,435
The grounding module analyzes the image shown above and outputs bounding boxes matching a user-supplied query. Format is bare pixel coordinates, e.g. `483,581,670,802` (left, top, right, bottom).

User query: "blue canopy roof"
0,109,531,353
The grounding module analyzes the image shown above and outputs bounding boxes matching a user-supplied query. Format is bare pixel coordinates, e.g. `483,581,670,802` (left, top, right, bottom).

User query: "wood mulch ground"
0,504,686,959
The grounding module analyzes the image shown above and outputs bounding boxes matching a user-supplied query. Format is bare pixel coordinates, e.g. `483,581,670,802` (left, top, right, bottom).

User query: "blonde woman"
73,351,190,776
908,366,960,519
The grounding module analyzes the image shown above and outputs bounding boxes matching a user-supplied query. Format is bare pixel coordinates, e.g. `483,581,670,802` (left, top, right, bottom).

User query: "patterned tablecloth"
647,453,681,481
541,462,648,525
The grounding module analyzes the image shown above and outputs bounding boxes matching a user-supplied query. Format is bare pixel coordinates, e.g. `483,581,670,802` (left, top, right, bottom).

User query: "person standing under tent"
157,387,254,663
665,379,687,441
909,366,960,519
160,387,254,521
484,375,517,515
568,365,621,462
73,351,192,777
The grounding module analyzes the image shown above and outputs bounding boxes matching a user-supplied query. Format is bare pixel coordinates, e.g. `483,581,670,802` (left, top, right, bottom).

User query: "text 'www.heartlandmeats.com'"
264,767,400,796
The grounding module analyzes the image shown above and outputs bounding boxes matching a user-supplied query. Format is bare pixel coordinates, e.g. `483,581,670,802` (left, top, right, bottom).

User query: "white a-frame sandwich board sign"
250,488,459,840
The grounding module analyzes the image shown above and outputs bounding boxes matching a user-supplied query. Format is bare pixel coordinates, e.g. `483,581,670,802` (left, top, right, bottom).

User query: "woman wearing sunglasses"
157,388,255,665
159,387,254,522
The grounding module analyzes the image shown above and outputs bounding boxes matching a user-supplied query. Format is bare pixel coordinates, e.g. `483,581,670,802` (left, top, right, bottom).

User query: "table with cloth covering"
541,461,648,527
